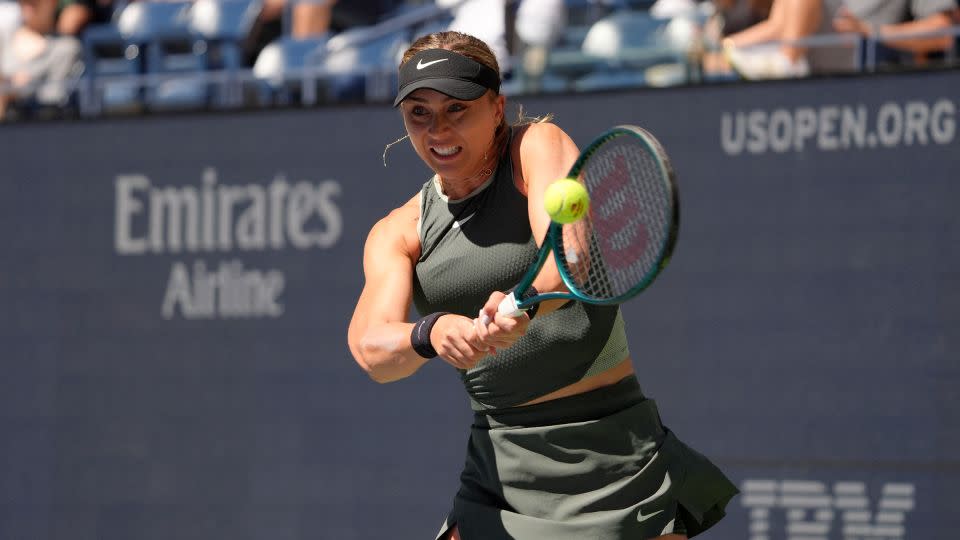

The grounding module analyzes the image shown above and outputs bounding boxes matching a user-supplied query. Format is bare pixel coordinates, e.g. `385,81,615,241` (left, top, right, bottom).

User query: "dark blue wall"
2,70,957,539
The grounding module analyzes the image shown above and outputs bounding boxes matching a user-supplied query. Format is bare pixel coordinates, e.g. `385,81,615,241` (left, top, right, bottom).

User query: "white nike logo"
637,509,663,523
417,58,448,70
452,211,477,229
637,468,672,523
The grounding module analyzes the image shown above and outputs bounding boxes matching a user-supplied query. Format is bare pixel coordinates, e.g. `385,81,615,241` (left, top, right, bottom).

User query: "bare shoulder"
512,122,581,193
516,122,577,157
365,193,421,261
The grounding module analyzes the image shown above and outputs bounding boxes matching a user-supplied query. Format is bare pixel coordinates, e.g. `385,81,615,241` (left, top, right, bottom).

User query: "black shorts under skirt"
436,377,738,539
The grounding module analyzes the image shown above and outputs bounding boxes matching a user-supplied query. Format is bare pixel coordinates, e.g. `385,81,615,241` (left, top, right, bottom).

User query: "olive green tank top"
412,132,630,410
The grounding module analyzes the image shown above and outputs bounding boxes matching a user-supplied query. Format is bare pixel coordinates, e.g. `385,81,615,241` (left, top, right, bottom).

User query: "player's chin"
430,157,466,175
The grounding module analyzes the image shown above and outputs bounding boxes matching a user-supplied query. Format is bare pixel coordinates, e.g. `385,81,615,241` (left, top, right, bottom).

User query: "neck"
437,153,499,200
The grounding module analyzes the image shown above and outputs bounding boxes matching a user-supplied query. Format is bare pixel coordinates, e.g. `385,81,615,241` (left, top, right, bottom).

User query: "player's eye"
447,103,466,113
411,105,429,116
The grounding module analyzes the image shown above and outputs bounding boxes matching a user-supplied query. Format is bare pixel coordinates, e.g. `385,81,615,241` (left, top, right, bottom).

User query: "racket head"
549,125,679,305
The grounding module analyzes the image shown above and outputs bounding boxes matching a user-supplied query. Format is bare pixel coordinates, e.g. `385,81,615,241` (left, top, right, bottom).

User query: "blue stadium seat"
562,0,656,27
189,0,259,69
579,10,675,68
114,1,209,110
251,35,331,104
80,24,142,113
305,26,410,102
544,9,685,91
188,0,260,106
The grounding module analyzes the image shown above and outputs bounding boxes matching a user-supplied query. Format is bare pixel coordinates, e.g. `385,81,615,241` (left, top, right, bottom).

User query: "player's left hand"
474,291,531,353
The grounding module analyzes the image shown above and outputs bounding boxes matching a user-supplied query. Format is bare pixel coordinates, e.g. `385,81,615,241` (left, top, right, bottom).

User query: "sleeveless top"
412,130,630,410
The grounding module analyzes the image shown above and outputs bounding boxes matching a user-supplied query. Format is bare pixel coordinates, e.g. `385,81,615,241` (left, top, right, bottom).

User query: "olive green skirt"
436,377,738,539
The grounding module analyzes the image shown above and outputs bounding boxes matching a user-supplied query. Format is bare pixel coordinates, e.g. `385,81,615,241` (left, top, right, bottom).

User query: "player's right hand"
474,290,531,353
431,314,489,370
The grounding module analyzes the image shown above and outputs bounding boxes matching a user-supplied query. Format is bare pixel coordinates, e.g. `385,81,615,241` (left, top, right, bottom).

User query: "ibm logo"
742,479,915,540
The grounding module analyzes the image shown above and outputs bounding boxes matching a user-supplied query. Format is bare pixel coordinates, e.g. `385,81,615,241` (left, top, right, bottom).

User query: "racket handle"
498,292,526,318
478,292,526,326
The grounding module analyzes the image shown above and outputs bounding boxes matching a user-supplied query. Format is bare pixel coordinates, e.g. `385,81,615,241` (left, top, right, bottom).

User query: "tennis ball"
543,178,589,224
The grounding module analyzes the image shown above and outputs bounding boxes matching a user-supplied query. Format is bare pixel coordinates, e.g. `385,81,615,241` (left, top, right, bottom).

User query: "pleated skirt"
436,377,739,539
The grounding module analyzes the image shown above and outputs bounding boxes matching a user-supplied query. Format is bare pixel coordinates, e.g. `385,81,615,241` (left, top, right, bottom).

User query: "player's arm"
348,203,487,382
474,122,581,342
518,122,581,315
348,207,426,383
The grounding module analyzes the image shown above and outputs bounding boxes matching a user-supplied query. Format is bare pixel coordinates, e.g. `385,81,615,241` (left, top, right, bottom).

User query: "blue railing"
4,0,959,120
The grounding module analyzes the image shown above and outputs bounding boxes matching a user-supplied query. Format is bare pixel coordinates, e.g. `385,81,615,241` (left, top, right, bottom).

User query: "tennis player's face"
401,88,504,183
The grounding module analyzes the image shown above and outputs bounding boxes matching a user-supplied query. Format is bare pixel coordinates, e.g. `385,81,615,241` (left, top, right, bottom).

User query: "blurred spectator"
709,0,772,35
0,0,19,31
243,0,337,66
831,1,956,66
57,0,113,37
242,0,408,68
0,0,83,119
509,0,567,89
329,0,405,28
649,0,708,19
717,0,957,79
0,0,19,117
700,0,773,74
437,0,511,75
289,0,336,37
720,0,820,78
3,0,105,36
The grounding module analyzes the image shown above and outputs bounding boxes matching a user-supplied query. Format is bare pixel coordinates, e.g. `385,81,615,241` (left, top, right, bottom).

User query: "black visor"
393,49,500,107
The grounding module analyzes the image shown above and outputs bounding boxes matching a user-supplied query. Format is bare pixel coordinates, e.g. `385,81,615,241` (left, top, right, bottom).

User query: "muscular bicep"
348,214,417,354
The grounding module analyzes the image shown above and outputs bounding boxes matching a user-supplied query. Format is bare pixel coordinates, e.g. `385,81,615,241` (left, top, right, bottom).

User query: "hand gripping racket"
483,125,679,323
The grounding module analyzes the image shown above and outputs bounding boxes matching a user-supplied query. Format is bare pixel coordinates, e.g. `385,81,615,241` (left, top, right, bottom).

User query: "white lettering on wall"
720,99,956,155
113,168,343,255
115,167,342,320
742,479,915,540
162,260,285,320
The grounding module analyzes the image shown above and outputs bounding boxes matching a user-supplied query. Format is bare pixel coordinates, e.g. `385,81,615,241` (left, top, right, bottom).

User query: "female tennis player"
347,31,738,540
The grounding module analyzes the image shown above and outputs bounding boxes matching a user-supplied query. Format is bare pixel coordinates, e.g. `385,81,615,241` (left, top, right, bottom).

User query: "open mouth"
430,145,462,158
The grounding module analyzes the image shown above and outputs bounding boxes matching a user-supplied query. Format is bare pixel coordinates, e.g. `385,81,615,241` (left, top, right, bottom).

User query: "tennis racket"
483,125,679,322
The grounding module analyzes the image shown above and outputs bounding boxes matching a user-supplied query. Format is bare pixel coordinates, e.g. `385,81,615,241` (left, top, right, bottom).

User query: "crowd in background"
0,0,958,121
705,0,960,78
0,0,101,117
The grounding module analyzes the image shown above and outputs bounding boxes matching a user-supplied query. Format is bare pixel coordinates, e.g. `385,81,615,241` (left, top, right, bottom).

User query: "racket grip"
497,292,527,318
478,292,526,326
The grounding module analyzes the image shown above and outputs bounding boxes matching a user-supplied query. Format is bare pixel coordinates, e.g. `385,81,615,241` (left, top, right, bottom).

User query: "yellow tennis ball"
544,178,590,224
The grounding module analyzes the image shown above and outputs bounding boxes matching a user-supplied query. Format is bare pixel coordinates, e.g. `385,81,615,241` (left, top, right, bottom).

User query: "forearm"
877,14,953,54
726,18,782,47
56,4,92,36
351,322,430,383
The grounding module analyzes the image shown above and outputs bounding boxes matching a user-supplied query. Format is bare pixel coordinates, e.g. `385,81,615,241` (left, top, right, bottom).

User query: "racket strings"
556,134,673,301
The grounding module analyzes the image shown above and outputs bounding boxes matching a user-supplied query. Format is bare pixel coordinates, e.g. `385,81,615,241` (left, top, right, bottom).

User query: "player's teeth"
433,146,460,156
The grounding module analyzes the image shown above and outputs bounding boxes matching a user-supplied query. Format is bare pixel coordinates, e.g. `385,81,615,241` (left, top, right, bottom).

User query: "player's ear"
493,93,506,124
